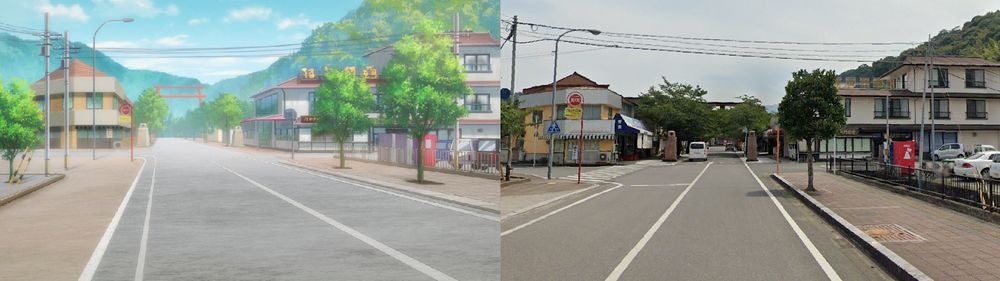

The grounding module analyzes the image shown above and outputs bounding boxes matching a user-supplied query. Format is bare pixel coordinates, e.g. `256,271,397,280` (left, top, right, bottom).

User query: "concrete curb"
770,174,933,281
500,175,530,187
0,174,66,208
279,160,499,214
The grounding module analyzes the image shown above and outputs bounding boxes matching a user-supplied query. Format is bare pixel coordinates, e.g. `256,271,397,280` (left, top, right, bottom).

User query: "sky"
500,0,1000,106
0,0,363,84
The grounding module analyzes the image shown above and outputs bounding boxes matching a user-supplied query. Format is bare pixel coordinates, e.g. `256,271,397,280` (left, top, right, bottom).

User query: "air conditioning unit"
113,141,123,148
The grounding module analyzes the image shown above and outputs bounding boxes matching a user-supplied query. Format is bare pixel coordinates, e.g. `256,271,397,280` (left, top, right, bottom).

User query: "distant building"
30,59,132,149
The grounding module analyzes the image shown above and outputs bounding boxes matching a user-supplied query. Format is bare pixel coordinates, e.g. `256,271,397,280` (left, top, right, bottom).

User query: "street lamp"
92,18,133,160
547,28,601,179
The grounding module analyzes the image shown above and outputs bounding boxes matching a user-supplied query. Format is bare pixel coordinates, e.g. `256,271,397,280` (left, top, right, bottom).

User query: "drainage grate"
857,224,926,243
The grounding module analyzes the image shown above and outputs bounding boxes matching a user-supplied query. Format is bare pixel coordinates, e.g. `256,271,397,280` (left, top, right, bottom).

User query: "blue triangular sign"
547,121,561,134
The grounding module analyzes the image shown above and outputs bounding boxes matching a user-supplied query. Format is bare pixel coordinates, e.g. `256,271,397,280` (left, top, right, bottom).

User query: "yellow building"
516,72,643,164
30,60,133,149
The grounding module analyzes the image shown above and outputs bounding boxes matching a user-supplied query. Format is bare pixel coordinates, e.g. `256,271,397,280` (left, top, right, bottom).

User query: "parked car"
689,141,708,161
932,143,966,161
972,144,997,154
952,151,1000,178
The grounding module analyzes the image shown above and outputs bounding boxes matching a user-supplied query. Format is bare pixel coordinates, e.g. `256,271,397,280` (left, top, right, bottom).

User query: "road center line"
604,162,712,281
79,157,148,281
221,166,458,281
501,181,623,237
270,162,498,222
742,162,842,281
134,156,158,281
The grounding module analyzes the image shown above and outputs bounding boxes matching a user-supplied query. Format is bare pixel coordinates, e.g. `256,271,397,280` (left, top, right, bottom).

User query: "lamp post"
547,28,600,179
92,18,133,160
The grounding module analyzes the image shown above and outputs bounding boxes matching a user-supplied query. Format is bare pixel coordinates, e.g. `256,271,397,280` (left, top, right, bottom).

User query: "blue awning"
614,114,652,136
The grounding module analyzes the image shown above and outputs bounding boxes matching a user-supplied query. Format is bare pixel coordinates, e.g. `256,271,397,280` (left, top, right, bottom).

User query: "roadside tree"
134,87,169,140
635,78,713,155
500,97,527,181
209,93,243,145
778,69,845,191
380,19,470,182
313,69,375,169
726,95,771,146
0,78,43,178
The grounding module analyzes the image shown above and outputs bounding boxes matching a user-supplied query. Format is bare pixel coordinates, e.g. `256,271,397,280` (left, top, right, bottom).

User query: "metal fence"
294,141,499,176
829,158,999,212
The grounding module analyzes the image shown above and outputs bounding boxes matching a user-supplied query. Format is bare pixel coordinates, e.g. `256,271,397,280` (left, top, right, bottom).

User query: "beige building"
30,60,132,149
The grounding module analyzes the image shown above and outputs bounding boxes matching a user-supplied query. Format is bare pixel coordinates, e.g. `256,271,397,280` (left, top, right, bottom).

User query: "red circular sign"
119,103,132,115
567,92,583,106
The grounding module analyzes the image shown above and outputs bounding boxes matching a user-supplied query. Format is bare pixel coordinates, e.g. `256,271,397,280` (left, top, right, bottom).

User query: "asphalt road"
84,139,499,281
501,147,890,281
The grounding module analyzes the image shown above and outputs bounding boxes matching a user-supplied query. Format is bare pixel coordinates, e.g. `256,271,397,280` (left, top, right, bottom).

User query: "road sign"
119,103,131,115
567,92,583,107
119,115,131,124
564,106,582,119
546,121,561,134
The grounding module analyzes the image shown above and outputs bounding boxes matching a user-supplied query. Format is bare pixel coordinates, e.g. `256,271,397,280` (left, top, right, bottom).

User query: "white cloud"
91,0,179,18
276,13,317,30
114,55,281,84
187,17,208,25
155,34,189,46
91,40,140,48
37,1,89,22
224,6,272,22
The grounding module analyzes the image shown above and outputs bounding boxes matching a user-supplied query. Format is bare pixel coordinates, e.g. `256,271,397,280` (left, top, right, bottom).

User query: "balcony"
931,111,950,119
874,110,910,119
967,111,988,119
966,80,986,88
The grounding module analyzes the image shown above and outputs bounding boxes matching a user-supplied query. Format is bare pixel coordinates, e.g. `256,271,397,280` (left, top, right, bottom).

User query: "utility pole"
452,12,461,169
928,35,935,166
42,12,51,176
508,15,518,180
919,38,928,179
63,30,70,170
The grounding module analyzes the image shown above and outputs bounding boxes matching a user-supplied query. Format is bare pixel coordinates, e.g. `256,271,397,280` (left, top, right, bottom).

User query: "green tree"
981,38,1000,62
634,78,713,156
726,95,771,146
380,19,470,182
133,88,169,139
500,98,527,181
314,69,375,169
778,69,846,191
0,78,43,179
208,94,243,145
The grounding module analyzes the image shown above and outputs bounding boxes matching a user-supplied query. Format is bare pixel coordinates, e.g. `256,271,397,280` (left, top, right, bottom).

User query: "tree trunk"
8,158,13,182
338,141,345,168
505,135,514,181
806,138,816,191
416,141,424,182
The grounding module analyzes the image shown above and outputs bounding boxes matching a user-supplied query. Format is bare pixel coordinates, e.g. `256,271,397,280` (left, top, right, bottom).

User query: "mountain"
204,0,500,101
0,32,202,112
840,10,1000,78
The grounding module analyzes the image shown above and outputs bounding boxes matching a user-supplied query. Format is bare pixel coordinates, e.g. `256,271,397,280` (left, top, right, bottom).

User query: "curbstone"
0,174,66,208
771,174,932,281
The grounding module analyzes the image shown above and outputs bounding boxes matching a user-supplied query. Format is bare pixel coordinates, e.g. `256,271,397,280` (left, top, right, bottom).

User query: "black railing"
966,80,986,88
829,158,998,213
967,111,988,119
931,111,950,119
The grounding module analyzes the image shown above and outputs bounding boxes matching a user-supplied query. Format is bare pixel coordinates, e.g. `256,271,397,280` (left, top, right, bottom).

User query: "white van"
689,142,708,161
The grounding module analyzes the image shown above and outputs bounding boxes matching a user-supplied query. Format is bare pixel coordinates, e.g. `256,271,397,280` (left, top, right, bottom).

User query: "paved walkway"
784,172,1000,281
0,156,142,280
500,177,597,218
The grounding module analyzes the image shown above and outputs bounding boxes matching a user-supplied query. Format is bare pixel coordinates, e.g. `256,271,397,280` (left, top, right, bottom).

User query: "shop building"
30,60,132,149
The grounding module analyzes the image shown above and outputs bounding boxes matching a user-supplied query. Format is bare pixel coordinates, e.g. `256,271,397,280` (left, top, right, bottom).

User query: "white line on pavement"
629,183,690,187
222,166,459,281
500,182,600,221
134,156,158,281
604,162,713,281
501,181,624,237
270,162,498,222
742,162,842,281
79,157,148,281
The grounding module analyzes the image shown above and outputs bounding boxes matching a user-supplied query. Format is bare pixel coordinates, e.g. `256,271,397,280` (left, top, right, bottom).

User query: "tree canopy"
500,97,527,180
313,69,375,168
634,78,714,143
134,87,169,135
778,69,845,190
0,78,43,177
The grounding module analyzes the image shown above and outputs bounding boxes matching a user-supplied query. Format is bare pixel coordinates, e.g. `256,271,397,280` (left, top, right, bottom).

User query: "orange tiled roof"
35,59,109,83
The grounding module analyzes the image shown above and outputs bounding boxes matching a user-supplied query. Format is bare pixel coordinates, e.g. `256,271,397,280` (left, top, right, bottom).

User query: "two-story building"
516,72,650,164
815,56,1000,160
31,59,132,149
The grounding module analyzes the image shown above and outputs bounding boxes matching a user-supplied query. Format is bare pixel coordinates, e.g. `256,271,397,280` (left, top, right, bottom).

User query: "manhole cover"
857,224,926,243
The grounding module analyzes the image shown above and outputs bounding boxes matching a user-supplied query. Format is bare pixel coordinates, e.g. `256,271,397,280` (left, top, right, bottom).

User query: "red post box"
422,134,437,167
893,141,917,174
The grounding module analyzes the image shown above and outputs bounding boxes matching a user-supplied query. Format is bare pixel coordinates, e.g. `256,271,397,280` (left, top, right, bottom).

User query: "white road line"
501,181,624,237
743,162,842,281
500,182,600,221
629,183,690,187
79,157,148,281
134,156,158,281
604,162,713,281
270,162,498,222
222,166,458,281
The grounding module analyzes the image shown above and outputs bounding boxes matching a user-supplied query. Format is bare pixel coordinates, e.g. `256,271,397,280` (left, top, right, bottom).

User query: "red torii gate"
155,85,205,104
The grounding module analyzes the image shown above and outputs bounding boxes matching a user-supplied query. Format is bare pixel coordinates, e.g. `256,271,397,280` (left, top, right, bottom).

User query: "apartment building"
30,60,132,149
816,56,1000,160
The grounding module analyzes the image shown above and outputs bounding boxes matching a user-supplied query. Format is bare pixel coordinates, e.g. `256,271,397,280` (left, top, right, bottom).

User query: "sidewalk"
501,176,598,219
0,156,142,280
783,172,1000,281
285,157,499,212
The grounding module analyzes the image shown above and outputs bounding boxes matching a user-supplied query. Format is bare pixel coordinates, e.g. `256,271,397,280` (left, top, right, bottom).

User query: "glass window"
113,96,119,111
464,94,490,112
308,91,315,112
86,93,104,109
966,69,986,88
843,98,851,117
889,98,908,118
874,98,886,118
531,111,543,123
67,93,73,109
930,68,949,88
582,105,601,120
463,54,490,72
932,98,949,119
967,99,987,119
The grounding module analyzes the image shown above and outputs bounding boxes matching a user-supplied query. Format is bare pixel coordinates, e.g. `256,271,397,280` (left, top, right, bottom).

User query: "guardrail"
829,158,998,212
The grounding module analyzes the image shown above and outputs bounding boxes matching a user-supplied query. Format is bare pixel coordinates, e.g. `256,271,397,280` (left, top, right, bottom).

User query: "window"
582,105,601,120
966,69,986,88
930,68,949,88
875,98,908,118
308,91,315,112
463,54,490,72
843,98,851,117
931,98,949,119
86,93,104,109
113,96,119,111
255,94,279,117
557,105,566,119
874,98,886,118
67,93,73,109
967,99,987,119
531,110,543,123
901,73,907,89
464,94,491,112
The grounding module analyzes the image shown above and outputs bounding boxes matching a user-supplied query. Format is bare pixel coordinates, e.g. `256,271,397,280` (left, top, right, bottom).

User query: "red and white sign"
119,103,132,115
567,92,583,107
